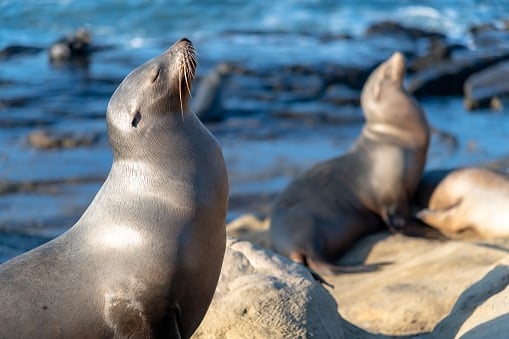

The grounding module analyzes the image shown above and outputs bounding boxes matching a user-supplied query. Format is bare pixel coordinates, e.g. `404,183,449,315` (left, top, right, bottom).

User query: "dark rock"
409,38,466,72
469,22,498,35
407,50,509,96
323,84,361,106
0,45,43,60
271,103,363,125
467,21,509,50
464,60,509,111
471,27,509,51
365,20,445,40
27,129,100,150
267,72,324,102
0,97,35,110
320,63,375,90
0,118,55,128
0,176,104,195
318,32,354,42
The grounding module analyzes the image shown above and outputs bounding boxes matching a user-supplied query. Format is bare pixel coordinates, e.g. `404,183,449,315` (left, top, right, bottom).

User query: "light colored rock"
192,237,344,339
226,213,271,249
326,234,509,337
223,214,509,338
439,257,509,339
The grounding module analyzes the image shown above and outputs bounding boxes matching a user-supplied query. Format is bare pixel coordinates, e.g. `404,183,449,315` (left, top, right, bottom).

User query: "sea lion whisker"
179,65,184,119
184,59,193,98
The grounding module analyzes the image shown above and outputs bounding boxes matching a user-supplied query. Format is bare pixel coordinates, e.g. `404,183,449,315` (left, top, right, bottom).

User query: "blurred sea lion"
417,167,509,239
270,52,432,275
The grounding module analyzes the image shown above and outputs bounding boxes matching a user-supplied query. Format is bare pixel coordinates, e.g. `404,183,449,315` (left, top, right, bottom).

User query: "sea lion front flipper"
382,209,448,241
167,308,183,339
306,257,390,276
396,218,449,241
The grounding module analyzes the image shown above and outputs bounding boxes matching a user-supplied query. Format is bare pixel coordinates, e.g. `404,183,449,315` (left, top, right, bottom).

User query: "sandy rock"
433,258,509,338
192,237,344,339
325,234,509,336
225,213,509,338
226,213,271,249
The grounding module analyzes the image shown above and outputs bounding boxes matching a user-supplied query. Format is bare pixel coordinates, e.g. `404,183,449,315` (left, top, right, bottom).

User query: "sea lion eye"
131,111,142,128
151,67,161,83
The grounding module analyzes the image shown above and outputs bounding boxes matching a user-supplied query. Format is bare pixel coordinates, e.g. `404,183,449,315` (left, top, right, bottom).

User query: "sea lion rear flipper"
306,257,390,276
416,198,463,220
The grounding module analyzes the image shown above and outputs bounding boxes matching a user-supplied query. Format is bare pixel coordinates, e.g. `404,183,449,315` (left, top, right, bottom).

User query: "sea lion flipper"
416,198,463,219
167,308,183,339
381,208,407,233
396,218,449,241
306,257,389,276
382,208,449,240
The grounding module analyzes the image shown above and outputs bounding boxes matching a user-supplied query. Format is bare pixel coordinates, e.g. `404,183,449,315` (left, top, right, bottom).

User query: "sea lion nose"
165,38,194,55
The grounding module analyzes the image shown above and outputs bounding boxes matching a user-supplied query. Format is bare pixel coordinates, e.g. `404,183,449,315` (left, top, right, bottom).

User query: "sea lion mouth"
173,38,197,115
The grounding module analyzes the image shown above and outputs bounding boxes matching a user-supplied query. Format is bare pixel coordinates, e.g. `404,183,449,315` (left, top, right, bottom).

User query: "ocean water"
2,0,509,259
2,1,509,61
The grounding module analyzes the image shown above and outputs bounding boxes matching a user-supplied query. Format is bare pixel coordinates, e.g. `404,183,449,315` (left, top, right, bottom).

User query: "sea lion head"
361,51,428,145
106,38,197,159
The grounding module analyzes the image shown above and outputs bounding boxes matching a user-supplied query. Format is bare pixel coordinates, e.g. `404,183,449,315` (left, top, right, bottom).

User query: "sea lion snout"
165,37,195,57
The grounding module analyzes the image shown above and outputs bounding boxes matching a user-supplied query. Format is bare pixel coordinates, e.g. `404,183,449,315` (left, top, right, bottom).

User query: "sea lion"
192,63,231,123
0,38,229,338
270,52,431,275
49,27,92,66
416,167,509,239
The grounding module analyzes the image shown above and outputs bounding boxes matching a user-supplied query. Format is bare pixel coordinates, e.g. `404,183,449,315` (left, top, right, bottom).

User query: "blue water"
2,0,509,260
2,1,509,62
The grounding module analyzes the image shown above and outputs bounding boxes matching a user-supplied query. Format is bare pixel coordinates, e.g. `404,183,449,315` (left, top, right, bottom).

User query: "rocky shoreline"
2,19,509,337
221,213,509,338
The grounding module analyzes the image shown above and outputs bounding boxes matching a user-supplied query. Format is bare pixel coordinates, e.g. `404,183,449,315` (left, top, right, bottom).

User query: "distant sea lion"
0,38,229,338
416,167,509,239
49,27,92,65
270,52,431,275
192,63,232,122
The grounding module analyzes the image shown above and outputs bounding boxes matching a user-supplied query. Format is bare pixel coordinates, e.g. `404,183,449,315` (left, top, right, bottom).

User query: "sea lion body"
270,52,430,274
417,167,509,238
0,38,228,338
